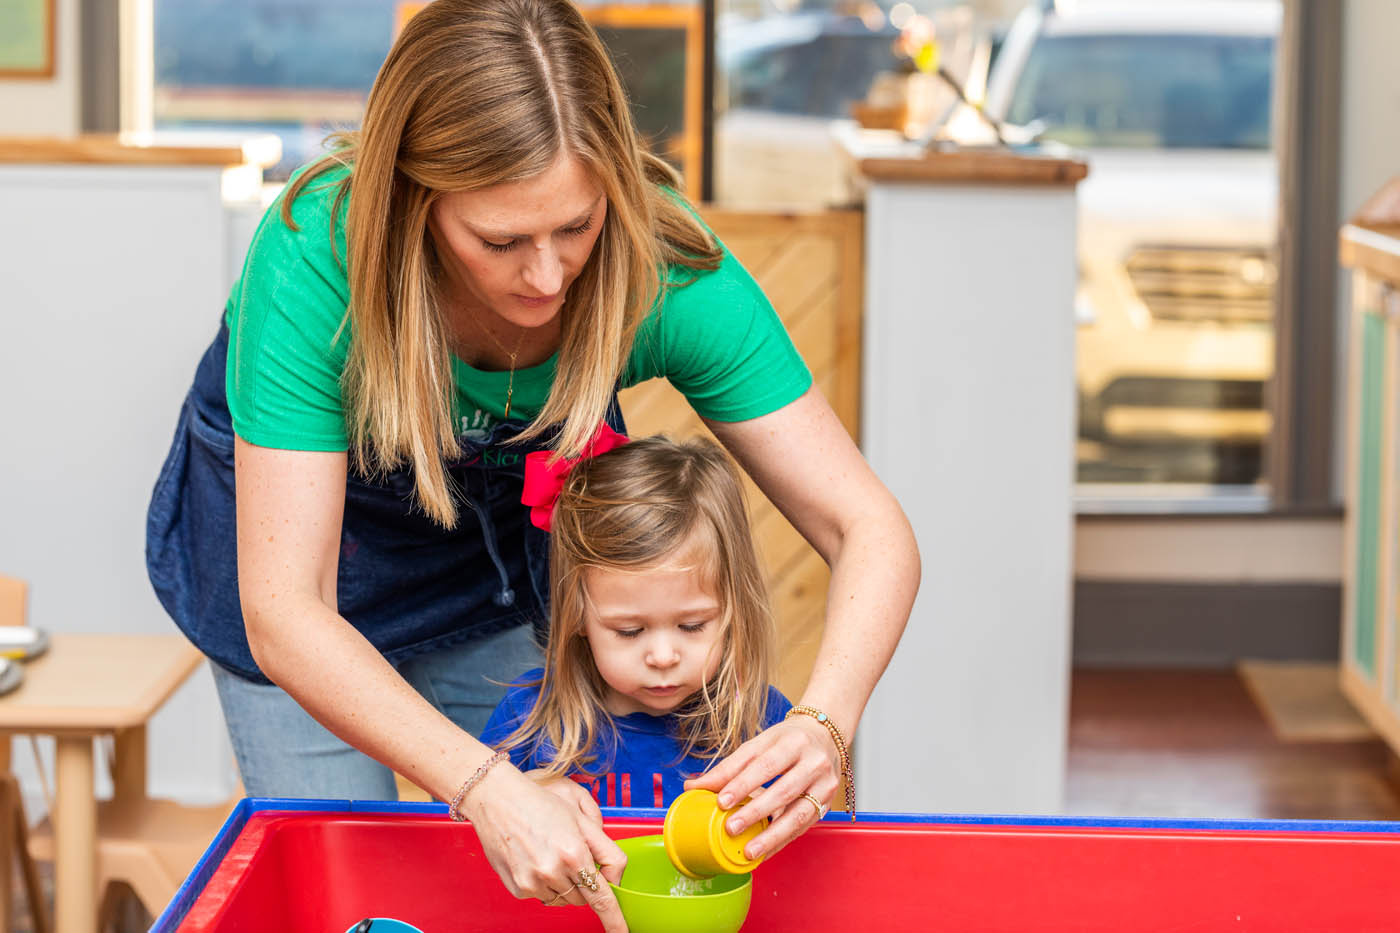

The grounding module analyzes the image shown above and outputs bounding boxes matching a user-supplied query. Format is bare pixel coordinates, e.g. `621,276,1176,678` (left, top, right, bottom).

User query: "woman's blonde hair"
497,435,777,779
281,0,721,527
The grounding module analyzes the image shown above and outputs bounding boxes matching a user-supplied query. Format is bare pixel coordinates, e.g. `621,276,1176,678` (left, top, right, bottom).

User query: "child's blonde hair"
497,435,776,779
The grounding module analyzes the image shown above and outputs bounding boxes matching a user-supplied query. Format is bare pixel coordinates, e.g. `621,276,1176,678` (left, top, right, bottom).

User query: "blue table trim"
148,798,1400,931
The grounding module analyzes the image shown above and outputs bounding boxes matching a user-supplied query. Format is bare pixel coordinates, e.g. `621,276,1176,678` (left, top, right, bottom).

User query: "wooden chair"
1,574,233,929
0,574,50,933
28,795,237,930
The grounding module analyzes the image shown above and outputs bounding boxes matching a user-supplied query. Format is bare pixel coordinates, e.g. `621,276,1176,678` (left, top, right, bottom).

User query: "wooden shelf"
1341,223,1400,287
0,132,282,168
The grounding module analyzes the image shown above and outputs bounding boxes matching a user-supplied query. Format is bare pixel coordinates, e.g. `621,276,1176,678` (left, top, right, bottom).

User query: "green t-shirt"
224,163,811,451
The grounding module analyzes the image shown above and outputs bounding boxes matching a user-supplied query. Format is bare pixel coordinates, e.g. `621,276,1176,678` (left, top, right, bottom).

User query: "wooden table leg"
0,759,13,933
112,726,146,803
54,737,96,933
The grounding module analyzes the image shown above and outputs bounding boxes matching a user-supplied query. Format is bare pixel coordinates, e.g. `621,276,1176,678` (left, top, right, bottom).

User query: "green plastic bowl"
609,834,752,933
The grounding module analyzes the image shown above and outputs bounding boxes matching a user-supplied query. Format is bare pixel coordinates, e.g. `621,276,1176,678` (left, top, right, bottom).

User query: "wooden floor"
1068,669,1400,822
8,669,1400,931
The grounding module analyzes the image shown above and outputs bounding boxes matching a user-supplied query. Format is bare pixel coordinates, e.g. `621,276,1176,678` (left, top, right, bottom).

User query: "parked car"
975,0,1280,486
714,11,902,206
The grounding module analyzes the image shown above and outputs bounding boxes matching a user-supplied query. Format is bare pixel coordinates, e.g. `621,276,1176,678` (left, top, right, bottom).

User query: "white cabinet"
841,132,1087,814
0,136,277,806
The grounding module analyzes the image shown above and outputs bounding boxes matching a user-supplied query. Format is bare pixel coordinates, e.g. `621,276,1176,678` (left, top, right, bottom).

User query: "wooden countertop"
0,132,282,168
858,147,1089,187
834,124,1088,188
1340,223,1400,287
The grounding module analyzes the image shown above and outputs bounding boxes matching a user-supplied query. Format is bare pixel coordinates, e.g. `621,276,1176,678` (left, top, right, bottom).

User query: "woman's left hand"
532,770,606,825
682,714,840,861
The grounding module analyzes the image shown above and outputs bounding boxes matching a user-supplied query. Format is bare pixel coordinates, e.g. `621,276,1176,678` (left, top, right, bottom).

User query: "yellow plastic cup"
662,788,768,879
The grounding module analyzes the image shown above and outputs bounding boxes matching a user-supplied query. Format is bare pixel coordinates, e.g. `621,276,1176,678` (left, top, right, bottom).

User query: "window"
982,9,1282,501
146,0,1300,509
153,0,703,188
712,7,909,207
154,0,395,181
1006,33,1274,151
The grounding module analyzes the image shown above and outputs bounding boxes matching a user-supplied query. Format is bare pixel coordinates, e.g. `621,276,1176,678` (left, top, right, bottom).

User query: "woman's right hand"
460,762,628,930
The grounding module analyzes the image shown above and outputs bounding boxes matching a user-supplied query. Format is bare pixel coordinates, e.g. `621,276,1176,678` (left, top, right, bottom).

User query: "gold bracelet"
448,750,508,822
785,706,856,821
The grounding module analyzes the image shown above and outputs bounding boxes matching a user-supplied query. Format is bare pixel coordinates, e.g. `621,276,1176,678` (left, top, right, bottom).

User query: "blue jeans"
211,623,543,799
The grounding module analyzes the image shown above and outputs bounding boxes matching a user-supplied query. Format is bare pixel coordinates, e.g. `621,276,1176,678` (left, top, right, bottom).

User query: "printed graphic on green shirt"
460,410,496,443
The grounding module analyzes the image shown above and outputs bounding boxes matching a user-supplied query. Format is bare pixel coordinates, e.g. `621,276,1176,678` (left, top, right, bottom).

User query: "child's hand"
683,715,840,860
461,762,628,929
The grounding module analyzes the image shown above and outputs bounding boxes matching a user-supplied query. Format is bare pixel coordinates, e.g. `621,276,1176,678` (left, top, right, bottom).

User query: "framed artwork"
0,0,55,78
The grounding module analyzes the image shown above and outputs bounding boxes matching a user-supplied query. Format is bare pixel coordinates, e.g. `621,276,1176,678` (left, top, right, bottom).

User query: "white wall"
0,0,81,135
1076,516,1342,584
1339,1,1400,221
1,163,252,812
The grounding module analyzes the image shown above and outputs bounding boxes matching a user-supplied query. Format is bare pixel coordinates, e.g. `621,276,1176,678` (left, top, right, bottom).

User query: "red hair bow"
521,423,630,532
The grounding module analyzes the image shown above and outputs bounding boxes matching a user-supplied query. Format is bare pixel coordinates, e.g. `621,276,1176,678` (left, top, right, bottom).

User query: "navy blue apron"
146,318,624,684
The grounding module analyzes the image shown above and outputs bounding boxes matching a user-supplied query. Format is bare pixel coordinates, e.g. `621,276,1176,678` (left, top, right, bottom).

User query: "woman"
146,0,918,925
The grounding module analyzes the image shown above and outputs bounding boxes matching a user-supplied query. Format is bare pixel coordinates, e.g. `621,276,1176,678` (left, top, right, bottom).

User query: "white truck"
979,0,1280,487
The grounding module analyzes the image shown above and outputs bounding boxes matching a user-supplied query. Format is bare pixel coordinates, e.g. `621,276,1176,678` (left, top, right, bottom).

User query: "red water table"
154,799,1400,931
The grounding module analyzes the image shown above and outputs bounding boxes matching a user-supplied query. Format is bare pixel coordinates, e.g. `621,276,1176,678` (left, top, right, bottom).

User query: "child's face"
581,557,724,717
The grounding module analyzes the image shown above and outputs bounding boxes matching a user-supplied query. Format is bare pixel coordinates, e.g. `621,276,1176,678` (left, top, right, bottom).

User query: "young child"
481,434,791,809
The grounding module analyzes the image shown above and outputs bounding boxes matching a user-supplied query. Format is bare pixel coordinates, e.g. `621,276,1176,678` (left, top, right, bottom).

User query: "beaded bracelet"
448,750,509,822
785,705,856,821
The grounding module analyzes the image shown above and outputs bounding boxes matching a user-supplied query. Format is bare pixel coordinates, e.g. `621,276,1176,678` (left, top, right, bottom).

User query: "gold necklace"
478,316,527,420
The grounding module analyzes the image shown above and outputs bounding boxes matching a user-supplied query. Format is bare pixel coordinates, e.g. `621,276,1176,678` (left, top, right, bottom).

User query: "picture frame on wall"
0,0,55,78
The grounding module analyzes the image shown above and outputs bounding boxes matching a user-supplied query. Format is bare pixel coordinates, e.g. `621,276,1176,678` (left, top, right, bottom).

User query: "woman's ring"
577,866,600,892
545,889,572,906
800,793,827,820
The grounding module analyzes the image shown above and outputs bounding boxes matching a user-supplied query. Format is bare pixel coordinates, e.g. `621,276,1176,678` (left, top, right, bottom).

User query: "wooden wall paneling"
832,210,865,435
618,208,863,702
717,235,788,274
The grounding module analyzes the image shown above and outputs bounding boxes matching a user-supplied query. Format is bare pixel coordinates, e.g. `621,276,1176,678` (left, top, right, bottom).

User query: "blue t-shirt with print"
481,668,792,809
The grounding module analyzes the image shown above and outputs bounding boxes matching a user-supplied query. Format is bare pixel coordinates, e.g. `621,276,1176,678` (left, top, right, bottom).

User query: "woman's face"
429,153,607,331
